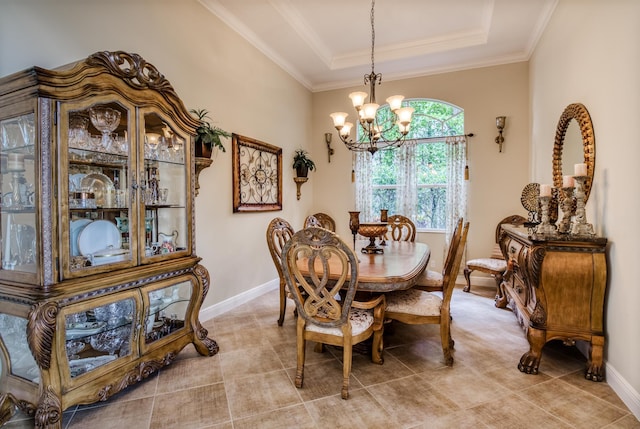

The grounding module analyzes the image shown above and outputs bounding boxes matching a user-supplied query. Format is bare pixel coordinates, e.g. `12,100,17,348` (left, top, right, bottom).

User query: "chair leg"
494,272,504,300
278,281,286,326
341,338,353,399
371,327,384,365
295,318,305,388
440,314,454,366
463,267,472,292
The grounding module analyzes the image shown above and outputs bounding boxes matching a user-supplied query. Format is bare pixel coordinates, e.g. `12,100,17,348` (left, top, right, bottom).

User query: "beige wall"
311,63,530,270
0,0,314,308
530,0,640,413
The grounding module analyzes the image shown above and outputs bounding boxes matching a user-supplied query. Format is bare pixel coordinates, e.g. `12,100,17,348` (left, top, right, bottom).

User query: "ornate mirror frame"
552,103,595,202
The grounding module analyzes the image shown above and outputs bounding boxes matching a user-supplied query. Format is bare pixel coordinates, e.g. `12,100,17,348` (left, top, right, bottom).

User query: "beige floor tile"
225,369,302,419
418,366,511,409
219,344,284,380
560,370,631,411
150,383,230,429
520,378,628,428
411,409,491,429
156,353,222,393
605,414,640,428
350,352,413,387
366,374,459,427
467,392,573,428
67,397,154,428
232,404,317,429
483,365,553,392
273,337,339,369
385,339,451,373
304,388,400,429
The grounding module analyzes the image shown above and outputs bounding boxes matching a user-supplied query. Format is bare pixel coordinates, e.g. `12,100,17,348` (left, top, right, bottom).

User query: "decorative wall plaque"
232,134,282,212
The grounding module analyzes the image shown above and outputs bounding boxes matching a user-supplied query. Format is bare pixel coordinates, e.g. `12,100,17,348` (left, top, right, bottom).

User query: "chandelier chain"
370,0,376,73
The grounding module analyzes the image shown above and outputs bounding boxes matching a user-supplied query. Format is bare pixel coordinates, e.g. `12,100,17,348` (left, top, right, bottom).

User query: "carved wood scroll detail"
527,246,546,289
27,302,58,370
530,301,547,326
97,353,177,402
34,386,61,429
87,51,177,96
193,264,219,356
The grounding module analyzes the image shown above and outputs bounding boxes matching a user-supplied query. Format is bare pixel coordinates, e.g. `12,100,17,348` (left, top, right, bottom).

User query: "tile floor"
6,285,640,428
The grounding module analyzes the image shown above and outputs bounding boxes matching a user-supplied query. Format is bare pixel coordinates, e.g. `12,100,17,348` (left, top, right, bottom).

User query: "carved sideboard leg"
495,282,508,308
586,335,605,382
34,386,61,429
518,327,546,375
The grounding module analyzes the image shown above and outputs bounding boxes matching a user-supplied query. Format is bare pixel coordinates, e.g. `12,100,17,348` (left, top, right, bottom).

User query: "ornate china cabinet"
496,103,608,381
0,51,218,428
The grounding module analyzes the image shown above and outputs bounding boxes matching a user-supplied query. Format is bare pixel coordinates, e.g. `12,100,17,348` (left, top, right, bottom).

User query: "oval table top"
298,239,431,293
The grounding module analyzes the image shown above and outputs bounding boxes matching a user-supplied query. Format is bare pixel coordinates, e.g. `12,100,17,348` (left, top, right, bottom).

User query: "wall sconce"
495,116,506,152
325,132,334,163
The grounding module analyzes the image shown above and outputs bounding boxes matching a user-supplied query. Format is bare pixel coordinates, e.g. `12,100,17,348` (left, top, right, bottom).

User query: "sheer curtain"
395,141,417,220
445,135,468,244
355,151,373,221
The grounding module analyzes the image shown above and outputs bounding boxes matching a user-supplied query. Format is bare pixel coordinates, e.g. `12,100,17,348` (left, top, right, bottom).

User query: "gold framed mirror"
552,103,595,202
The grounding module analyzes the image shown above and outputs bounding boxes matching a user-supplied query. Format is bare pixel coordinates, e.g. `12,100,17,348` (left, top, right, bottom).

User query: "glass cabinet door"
143,279,192,347
0,313,40,384
139,111,188,261
61,100,136,278
0,112,37,278
61,294,138,382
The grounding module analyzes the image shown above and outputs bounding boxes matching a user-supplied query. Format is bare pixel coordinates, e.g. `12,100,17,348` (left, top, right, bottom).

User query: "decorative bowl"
358,222,388,254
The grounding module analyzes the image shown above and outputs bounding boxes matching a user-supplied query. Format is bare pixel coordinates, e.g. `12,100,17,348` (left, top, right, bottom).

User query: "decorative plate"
80,172,114,207
70,219,92,256
78,220,121,257
520,183,540,213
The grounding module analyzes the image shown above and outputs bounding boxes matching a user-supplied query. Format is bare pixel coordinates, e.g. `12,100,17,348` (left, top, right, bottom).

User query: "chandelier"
330,0,414,155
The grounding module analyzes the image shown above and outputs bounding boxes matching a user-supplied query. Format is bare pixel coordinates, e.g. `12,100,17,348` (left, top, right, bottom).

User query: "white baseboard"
606,362,640,420
199,278,278,321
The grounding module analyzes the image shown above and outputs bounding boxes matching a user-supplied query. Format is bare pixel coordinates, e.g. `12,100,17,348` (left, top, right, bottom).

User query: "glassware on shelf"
68,113,90,148
145,133,161,159
89,106,121,151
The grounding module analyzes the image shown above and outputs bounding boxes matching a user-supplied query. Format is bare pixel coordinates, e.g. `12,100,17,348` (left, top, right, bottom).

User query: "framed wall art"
232,133,282,212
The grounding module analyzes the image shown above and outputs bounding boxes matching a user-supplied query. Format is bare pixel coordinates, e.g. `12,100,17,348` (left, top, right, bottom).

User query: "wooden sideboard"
496,225,607,381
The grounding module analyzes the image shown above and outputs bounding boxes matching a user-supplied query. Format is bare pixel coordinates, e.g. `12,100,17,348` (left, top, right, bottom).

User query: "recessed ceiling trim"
331,30,489,70
269,0,333,67
198,0,314,90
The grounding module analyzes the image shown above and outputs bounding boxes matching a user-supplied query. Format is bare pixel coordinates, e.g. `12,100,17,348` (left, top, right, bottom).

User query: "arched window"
355,99,466,231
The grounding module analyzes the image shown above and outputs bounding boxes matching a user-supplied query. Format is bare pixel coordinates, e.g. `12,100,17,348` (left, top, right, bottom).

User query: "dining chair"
386,214,416,242
414,217,463,292
463,214,526,297
281,227,385,399
266,217,295,326
385,221,469,366
304,212,336,231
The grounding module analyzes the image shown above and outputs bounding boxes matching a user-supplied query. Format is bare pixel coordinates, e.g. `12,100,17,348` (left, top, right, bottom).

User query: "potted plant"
190,108,231,158
293,149,316,178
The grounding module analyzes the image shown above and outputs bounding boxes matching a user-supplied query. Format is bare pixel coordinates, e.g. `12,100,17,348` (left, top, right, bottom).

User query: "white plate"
70,219,92,256
66,321,107,340
80,172,114,207
78,220,121,257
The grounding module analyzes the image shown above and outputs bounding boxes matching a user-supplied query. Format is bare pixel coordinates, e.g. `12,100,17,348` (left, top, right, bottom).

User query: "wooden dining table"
298,239,431,293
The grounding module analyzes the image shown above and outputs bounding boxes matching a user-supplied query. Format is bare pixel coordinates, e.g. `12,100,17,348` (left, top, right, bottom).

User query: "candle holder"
536,195,557,236
558,186,575,234
348,211,360,249
571,175,595,236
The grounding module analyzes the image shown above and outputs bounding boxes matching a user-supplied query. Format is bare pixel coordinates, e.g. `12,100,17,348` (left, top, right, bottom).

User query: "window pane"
416,142,447,185
371,150,398,185
372,188,396,217
416,187,446,229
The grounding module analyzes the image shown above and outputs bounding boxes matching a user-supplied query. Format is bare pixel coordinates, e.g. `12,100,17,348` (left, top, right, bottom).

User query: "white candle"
562,175,574,188
574,163,587,176
539,184,552,197
7,153,24,171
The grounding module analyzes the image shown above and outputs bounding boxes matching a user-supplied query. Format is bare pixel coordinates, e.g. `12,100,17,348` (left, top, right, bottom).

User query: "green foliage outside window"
367,99,464,230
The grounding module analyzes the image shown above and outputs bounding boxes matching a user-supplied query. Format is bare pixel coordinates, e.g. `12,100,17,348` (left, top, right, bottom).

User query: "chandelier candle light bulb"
539,184,552,198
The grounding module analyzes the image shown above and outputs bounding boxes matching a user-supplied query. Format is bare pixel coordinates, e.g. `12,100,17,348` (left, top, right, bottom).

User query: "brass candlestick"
348,211,360,249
